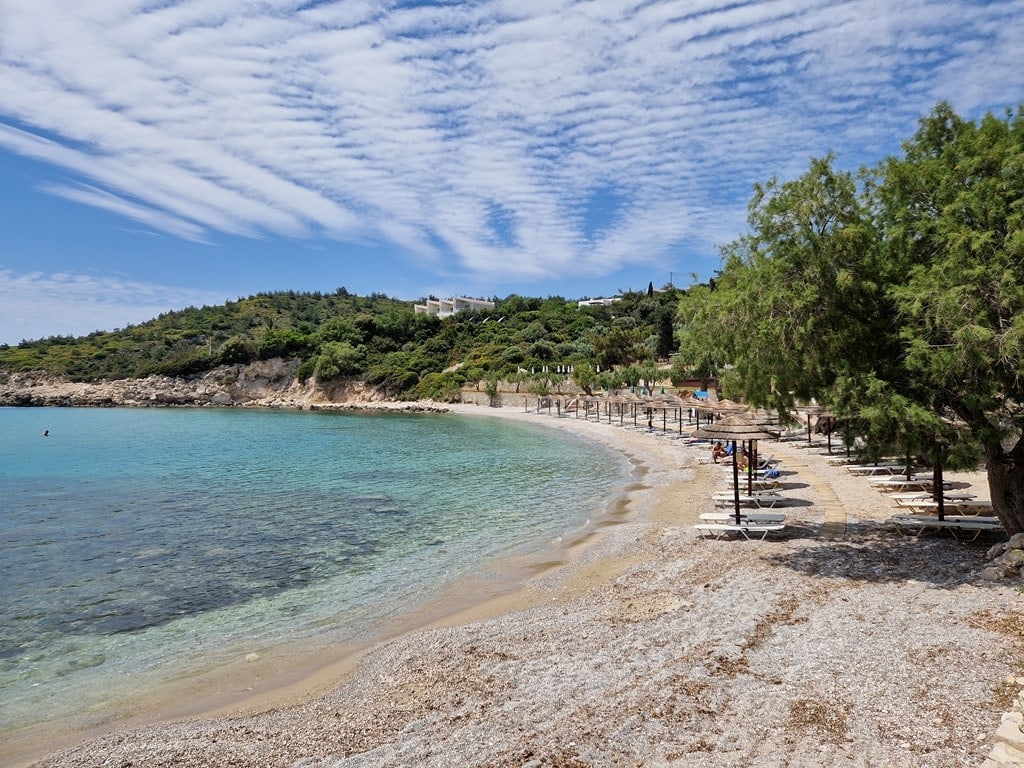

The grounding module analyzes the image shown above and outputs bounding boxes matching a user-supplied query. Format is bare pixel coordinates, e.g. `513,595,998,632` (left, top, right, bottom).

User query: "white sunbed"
845,463,907,476
711,491,783,508
869,476,947,492
721,466,778,476
697,455,725,465
893,499,993,515
889,491,977,505
700,511,786,523
888,513,1001,541
722,478,781,492
694,521,786,540
825,455,863,466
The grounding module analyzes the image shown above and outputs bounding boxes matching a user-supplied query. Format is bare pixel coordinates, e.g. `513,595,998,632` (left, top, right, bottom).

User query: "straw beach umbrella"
696,414,779,524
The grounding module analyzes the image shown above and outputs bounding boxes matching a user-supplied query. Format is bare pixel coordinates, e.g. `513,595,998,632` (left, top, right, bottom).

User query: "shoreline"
1,402,666,768
8,401,1024,768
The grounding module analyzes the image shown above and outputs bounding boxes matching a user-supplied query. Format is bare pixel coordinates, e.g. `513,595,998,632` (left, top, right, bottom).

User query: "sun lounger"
845,463,907,476
697,455,724,465
893,499,993,515
722,478,781,491
869,476,948,492
956,500,994,515
889,491,976,505
792,440,828,449
711,491,783,508
889,514,1002,541
721,466,779,477
700,511,786,523
891,499,942,511
825,455,862,466
694,521,786,540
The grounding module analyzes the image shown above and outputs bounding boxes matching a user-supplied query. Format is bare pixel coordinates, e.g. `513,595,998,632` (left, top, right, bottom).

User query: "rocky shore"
0,362,444,411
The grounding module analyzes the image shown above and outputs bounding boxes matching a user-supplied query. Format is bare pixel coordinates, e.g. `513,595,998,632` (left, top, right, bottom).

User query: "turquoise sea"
0,406,627,744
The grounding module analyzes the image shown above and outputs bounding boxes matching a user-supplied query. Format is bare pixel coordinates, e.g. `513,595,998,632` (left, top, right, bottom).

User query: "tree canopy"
679,102,1024,531
0,287,683,401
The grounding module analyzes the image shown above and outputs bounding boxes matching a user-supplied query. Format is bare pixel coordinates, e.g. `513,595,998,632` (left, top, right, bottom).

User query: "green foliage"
295,357,317,383
411,372,464,402
218,335,255,365
258,327,313,360
656,308,676,360
571,362,598,396
315,342,367,380
152,350,217,377
483,374,500,402
685,101,1024,531
364,351,422,395
0,288,674,401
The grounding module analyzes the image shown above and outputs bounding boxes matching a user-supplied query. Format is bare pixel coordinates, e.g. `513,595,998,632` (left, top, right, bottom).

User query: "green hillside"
0,287,687,401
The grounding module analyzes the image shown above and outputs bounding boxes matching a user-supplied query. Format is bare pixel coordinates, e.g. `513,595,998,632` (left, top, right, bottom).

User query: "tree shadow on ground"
777,481,810,490
772,497,814,508
765,521,1000,588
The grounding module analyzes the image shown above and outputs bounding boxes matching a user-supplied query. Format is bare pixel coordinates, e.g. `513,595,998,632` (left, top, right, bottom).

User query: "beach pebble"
245,653,260,662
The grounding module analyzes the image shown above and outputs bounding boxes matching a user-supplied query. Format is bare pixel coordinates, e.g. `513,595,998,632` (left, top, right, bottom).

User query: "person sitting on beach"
711,442,727,463
737,450,750,471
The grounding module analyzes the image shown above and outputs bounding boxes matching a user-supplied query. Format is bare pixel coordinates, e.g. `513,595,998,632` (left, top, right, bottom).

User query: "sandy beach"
10,400,1024,768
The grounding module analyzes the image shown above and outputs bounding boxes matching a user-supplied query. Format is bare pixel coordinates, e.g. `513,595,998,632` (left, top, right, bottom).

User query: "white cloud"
0,0,1021,288
0,269,227,345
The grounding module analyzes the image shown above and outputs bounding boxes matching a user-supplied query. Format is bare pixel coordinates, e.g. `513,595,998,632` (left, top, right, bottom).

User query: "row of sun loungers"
694,455,792,540
539,402,1004,543
838,464,1003,540
835,461,998,537
679,422,1001,543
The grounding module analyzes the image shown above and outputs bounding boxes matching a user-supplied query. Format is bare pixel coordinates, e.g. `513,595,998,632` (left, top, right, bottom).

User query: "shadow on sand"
764,521,998,589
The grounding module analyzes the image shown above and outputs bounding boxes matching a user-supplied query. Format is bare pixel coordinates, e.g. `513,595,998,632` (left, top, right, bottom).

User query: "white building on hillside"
577,296,621,307
414,296,495,318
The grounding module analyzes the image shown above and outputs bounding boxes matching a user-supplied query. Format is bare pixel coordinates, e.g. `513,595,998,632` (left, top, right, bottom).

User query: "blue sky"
1,0,1022,344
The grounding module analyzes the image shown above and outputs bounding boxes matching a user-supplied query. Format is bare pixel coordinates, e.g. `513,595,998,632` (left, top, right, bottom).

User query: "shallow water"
0,407,626,737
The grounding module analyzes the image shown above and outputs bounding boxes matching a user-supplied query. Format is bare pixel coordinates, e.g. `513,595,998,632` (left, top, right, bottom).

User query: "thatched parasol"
696,414,780,523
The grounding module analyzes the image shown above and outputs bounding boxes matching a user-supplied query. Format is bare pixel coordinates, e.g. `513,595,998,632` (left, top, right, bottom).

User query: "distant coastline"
0,360,448,412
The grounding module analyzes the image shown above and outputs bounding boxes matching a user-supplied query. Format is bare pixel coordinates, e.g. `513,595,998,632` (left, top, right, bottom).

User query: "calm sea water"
0,406,626,737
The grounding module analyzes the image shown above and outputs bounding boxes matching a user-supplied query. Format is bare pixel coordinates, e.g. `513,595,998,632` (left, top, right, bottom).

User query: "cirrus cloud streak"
1,0,1022,287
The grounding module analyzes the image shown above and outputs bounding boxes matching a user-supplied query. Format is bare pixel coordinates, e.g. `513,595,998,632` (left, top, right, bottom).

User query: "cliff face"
0,360,443,411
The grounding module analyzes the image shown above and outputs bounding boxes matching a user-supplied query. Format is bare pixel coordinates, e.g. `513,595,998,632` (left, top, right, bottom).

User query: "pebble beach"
12,401,1024,768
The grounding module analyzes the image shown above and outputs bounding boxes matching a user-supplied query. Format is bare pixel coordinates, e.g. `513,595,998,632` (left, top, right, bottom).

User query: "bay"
0,406,626,739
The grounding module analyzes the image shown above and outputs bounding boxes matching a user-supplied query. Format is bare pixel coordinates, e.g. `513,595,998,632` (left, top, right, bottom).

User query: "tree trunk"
985,439,1024,535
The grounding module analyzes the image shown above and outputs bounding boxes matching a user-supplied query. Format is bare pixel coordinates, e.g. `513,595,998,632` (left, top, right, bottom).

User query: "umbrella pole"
746,439,753,496
732,448,741,524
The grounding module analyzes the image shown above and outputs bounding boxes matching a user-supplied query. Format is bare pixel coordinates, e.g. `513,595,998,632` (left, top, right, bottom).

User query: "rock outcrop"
983,689,1024,767
980,534,1024,582
0,361,446,412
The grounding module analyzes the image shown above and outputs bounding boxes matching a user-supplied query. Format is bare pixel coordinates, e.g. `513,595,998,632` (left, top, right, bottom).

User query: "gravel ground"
21,405,1024,768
